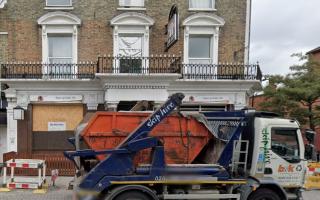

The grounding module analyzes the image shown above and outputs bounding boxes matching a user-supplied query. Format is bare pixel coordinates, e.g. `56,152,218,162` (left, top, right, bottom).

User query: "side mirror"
305,130,315,144
305,144,315,160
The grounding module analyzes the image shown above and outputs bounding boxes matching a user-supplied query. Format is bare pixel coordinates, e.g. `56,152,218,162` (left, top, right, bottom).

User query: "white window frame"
47,33,74,64
46,0,72,7
38,12,81,78
189,0,216,11
116,33,145,73
184,26,219,65
111,13,154,74
183,13,225,77
117,0,146,10
42,26,78,78
188,35,214,64
183,13,225,65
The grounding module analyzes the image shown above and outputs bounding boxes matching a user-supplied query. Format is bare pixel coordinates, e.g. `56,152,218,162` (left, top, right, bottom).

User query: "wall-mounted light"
13,106,24,120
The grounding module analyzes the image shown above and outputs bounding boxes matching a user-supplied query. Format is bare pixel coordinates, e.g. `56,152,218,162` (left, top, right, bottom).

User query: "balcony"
1,57,262,81
97,55,182,74
1,62,96,79
182,63,262,80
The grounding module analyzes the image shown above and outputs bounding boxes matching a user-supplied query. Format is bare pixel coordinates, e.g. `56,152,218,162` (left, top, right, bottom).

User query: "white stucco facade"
1,76,258,152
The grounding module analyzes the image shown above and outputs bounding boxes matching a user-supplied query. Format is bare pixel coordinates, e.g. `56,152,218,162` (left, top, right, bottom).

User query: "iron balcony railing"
97,55,182,74
182,63,262,80
1,58,262,81
1,62,97,79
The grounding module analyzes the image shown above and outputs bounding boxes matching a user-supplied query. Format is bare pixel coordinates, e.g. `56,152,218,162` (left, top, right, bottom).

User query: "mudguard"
238,177,288,200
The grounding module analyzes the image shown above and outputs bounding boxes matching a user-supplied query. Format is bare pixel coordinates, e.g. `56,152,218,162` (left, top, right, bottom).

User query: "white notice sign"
30,95,82,102
48,122,66,131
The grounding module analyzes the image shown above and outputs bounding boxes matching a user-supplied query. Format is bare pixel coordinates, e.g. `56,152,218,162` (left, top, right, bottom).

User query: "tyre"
114,190,153,200
248,188,281,200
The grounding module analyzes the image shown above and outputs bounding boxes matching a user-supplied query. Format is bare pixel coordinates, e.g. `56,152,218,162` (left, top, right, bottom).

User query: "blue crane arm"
118,92,185,147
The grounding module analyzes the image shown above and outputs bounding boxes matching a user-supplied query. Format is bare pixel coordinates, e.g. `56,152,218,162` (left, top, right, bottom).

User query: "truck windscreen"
271,128,300,163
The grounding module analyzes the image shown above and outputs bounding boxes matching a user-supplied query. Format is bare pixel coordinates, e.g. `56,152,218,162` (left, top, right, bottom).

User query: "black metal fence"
97,55,182,74
1,59,262,81
182,63,262,80
1,62,96,79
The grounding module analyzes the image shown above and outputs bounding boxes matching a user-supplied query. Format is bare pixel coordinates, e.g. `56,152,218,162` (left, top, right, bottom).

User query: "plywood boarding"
32,104,83,131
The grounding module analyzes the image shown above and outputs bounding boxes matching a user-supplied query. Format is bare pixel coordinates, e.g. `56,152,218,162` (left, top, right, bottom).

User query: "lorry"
64,93,306,200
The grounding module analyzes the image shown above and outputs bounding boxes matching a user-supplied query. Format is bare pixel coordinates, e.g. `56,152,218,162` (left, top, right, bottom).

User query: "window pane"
48,35,72,59
47,0,71,6
190,0,212,9
189,36,211,58
49,58,72,64
271,129,300,162
119,0,144,7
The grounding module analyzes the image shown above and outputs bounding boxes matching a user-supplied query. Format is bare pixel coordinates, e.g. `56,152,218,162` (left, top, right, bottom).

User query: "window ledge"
117,7,146,11
44,6,74,10
188,8,217,12
0,32,8,35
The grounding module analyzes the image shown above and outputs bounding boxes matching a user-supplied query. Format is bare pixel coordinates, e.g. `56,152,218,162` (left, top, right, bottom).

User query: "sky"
250,0,320,75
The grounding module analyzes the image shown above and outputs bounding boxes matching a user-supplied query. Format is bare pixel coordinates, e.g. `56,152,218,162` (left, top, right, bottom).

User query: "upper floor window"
48,34,73,64
119,0,144,7
189,35,212,64
189,0,215,10
183,13,225,65
46,0,72,7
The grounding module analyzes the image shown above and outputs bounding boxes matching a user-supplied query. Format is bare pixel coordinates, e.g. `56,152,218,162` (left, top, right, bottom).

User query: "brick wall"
0,0,247,63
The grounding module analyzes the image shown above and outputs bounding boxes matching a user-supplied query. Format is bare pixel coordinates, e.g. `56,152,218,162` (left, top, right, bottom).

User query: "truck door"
264,127,306,187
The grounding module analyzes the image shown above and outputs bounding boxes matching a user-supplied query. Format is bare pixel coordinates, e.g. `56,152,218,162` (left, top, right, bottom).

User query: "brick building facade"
0,0,248,62
0,0,261,161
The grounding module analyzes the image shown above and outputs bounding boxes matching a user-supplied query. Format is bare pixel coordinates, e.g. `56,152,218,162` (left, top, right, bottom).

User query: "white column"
73,25,78,63
6,99,18,152
144,26,149,57
113,26,119,73
105,102,119,111
41,25,47,63
87,103,98,111
213,27,220,65
183,26,190,64
41,25,48,76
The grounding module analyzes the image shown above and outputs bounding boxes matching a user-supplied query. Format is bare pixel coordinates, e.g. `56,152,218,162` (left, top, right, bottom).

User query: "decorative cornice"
183,13,225,27
38,11,81,25
110,12,154,26
105,84,166,89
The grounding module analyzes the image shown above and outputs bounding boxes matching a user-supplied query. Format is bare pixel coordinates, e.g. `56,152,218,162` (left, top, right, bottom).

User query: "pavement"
0,176,73,200
0,176,319,200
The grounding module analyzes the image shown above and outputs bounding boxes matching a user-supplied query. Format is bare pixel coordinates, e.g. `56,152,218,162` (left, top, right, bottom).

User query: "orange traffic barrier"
304,162,320,190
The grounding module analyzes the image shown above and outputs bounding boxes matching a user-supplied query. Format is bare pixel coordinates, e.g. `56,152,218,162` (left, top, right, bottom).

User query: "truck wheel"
248,188,281,200
114,191,153,200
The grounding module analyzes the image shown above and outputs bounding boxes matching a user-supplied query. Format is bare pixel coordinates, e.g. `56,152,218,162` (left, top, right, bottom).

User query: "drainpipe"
244,0,252,64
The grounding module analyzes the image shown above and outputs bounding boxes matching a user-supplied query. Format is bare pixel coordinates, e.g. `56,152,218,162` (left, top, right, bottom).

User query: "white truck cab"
252,117,306,188
238,114,306,200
